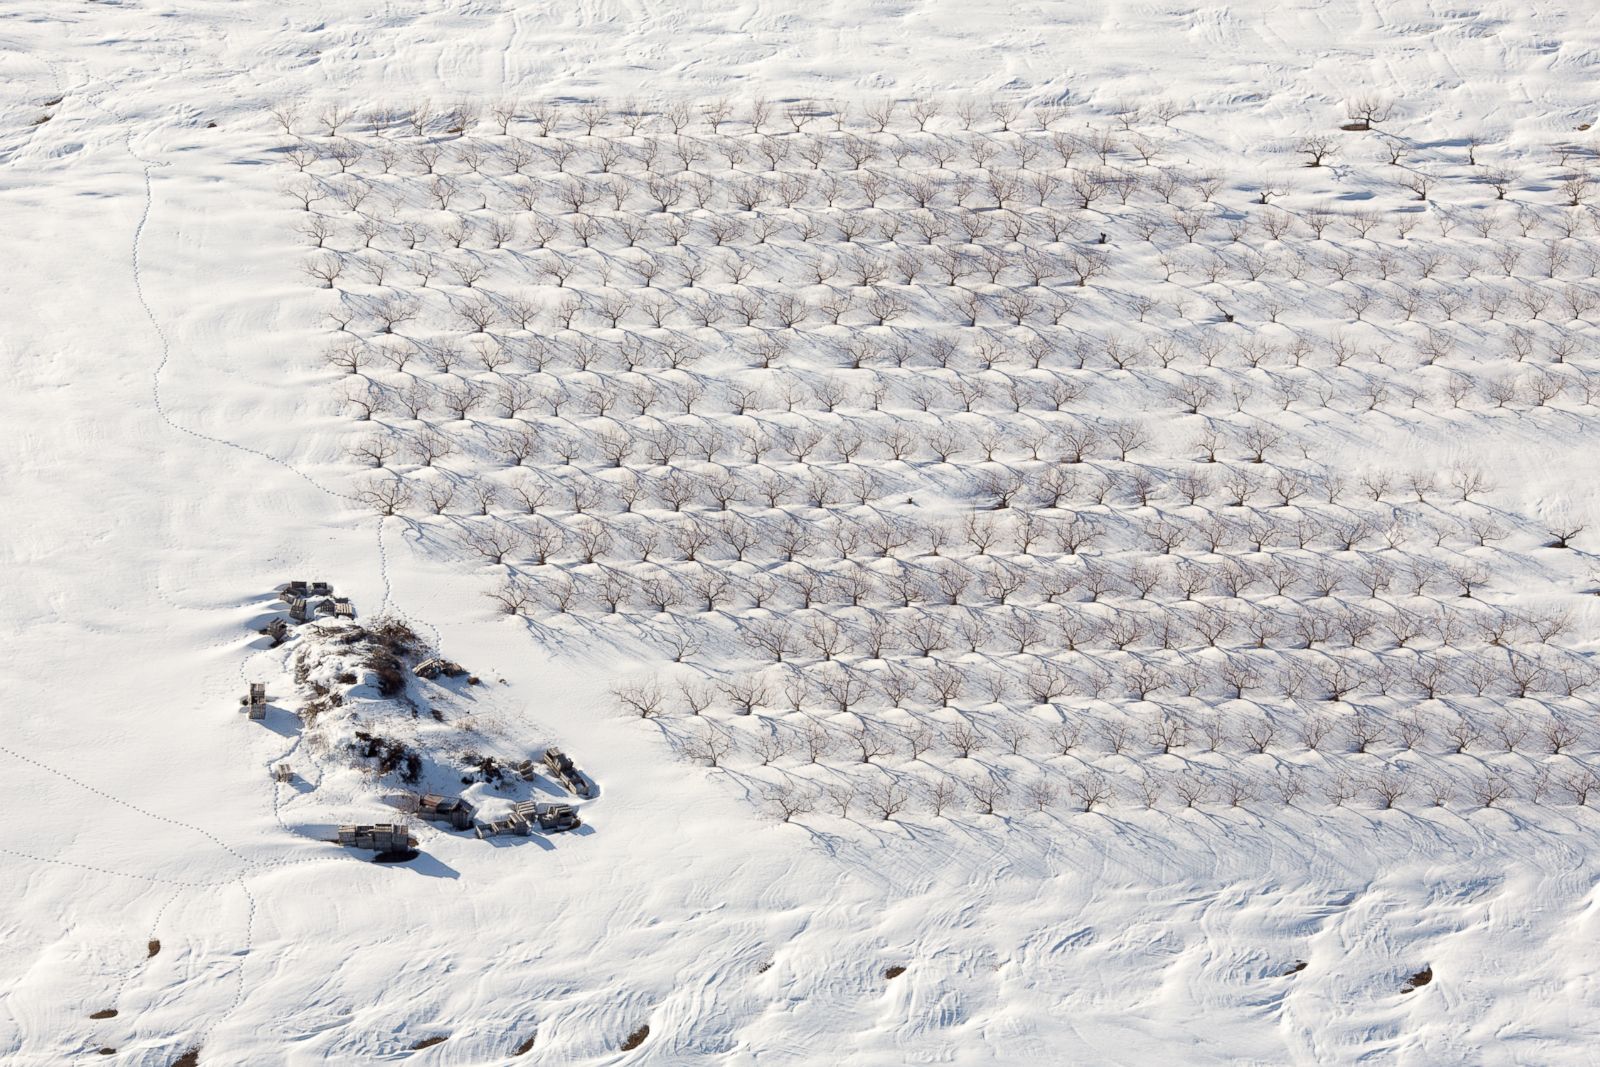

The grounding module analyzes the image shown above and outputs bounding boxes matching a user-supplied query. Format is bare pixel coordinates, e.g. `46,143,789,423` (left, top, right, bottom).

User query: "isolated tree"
1545,516,1586,549
1343,94,1394,130
1296,135,1337,167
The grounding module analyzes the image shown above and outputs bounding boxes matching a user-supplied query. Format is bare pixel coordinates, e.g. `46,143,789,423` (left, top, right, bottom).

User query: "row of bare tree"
741,760,1600,820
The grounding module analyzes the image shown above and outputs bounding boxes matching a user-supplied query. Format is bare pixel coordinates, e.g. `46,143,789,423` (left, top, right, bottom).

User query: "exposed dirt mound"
1401,966,1433,993
620,1024,649,1051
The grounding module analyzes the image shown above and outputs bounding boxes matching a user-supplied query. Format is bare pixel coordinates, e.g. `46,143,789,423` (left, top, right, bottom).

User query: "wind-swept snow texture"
4,2,1600,1064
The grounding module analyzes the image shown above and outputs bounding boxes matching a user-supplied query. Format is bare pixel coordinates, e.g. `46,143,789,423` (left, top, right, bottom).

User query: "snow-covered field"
4,2,1600,1063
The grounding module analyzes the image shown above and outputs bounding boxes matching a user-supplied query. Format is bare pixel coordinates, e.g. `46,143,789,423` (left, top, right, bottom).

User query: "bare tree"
302,252,343,287
865,779,911,820
924,776,958,817
945,723,983,759
683,724,734,768
1068,773,1113,812
1173,773,1212,808
613,679,665,718
1064,249,1110,287
762,783,818,823
1562,769,1600,806
1471,774,1514,808
1296,135,1337,167
1545,516,1586,549
966,775,1010,815
1343,94,1394,130
825,780,858,818
356,475,410,515
1024,779,1060,813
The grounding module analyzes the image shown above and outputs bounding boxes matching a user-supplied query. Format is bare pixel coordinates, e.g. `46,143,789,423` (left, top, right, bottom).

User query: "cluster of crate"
467,747,590,836
540,747,593,798
336,823,414,853
246,582,357,723
336,746,591,853
262,580,354,645
240,578,595,850
473,798,581,837
412,656,467,679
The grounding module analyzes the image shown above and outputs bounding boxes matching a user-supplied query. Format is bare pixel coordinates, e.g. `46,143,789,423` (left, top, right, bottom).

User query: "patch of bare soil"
1401,966,1433,993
